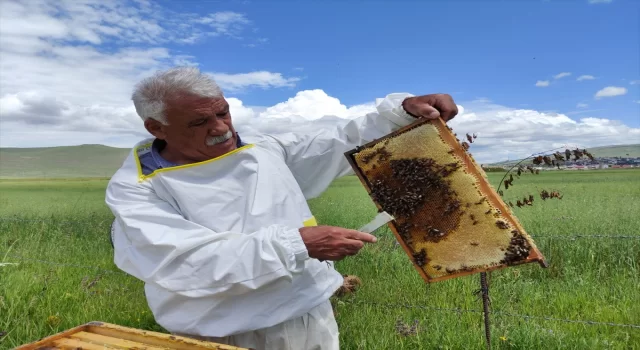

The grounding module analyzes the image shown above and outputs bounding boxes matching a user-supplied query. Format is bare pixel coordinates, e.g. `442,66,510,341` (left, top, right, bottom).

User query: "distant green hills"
0,144,131,179
0,143,638,179
487,143,640,167
580,144,640,158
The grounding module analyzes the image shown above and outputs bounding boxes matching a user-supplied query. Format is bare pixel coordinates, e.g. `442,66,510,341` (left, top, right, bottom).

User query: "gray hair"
131,66,223,125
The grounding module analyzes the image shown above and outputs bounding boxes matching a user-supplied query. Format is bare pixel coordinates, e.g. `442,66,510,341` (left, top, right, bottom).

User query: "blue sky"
0,0,638,162
163,0,640,125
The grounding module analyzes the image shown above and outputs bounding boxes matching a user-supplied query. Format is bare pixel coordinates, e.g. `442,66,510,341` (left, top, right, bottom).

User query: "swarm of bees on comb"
345,118,548,283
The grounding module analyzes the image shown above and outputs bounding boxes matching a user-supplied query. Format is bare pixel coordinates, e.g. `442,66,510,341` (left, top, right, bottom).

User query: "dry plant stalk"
344,118,547,283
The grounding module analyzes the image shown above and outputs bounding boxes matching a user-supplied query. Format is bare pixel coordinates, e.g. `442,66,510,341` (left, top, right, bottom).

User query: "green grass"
1,170,639,349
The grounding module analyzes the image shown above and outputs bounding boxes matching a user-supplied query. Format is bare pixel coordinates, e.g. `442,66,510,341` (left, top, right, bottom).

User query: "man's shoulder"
243,132,309,150
242,133,289,156
108,138,155,188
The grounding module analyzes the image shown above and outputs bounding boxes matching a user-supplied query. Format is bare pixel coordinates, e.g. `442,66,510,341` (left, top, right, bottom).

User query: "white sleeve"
265,92,417,199
105,179,310,299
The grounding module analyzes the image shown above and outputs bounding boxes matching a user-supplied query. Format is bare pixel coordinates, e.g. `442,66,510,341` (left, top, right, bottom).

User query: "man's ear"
144,119,167,139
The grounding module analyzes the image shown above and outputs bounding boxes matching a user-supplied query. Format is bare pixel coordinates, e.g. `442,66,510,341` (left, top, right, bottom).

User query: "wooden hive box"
344,117,547,283
14,321,248,350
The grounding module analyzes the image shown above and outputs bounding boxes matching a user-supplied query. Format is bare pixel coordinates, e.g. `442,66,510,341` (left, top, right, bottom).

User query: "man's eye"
191,119,207,126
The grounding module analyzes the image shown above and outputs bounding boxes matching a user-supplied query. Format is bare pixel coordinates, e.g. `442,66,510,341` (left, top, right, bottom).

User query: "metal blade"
359,211,395,234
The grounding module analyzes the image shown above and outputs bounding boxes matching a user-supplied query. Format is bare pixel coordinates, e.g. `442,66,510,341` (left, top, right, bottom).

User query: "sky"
0,0,638,163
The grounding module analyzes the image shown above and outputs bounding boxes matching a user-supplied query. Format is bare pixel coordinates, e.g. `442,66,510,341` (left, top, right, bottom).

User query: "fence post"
480,272,491,349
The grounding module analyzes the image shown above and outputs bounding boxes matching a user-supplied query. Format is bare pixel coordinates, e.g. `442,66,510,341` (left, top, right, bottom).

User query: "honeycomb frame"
344,117,548,283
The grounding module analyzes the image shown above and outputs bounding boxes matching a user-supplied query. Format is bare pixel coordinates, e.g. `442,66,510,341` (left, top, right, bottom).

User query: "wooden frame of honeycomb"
344,117,548,283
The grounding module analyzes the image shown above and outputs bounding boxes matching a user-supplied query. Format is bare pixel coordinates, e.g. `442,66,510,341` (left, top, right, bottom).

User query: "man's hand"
299,225,377,261
402,93,459,122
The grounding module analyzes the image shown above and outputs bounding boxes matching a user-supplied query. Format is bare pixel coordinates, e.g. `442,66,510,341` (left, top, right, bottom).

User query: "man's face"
144,93,238,164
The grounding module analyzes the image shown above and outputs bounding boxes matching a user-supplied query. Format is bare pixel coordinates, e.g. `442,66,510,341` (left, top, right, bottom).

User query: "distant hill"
487,143,640,167
0,144,131,179
583,144,640,158
1,143,638,179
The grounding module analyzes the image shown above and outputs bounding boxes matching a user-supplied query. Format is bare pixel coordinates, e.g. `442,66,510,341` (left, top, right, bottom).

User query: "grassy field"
0,170,639,349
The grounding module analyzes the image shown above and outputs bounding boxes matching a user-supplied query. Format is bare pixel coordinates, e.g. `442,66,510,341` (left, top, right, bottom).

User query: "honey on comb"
345,118,546,283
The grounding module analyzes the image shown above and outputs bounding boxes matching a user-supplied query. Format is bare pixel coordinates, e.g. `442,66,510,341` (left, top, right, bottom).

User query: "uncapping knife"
358,211,395,234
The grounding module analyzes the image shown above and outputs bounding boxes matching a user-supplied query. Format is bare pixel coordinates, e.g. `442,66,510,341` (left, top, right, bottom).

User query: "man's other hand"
299,226,377,261
402,93,459,122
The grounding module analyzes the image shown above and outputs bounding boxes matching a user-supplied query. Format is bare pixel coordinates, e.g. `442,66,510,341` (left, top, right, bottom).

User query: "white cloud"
630,80,640,85
577,103,589,108
0,0,300,147
444,101,639,163
536,80,550,87
554,72,571,79
594,86,628,99
3,89,639,164
211,71,301,92
256,90,374,121
577,75,595,81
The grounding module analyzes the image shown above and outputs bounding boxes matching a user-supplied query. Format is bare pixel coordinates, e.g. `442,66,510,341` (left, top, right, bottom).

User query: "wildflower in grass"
500,336,507,341
46,315,61,327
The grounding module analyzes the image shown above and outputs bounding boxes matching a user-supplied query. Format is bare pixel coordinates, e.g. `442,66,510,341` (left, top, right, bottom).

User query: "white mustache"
206,130,233,146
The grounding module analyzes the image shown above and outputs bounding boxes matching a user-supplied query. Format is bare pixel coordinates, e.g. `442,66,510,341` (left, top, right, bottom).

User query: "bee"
532,156,543,165
476,197,487,205
466,133,474,143
540,189,550,200
412,249,427,267
550,190,563,199
461,141,470,150
573,148,584,160
553,152,565,161
508,201,514,208
495,220,509,229
473,133,478,139
584,150,594,161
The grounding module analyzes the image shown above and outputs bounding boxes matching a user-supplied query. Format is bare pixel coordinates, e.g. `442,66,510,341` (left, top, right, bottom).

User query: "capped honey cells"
344,118,547,283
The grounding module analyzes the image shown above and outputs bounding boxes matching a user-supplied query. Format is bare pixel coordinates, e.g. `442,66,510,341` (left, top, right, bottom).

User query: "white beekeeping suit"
105,92,416,348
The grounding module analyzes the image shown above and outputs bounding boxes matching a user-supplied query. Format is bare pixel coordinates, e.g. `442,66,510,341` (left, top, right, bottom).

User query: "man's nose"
208,118,229,135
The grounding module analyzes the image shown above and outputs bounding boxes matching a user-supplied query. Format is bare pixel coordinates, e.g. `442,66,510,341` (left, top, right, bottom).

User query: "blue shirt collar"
150,133,246,170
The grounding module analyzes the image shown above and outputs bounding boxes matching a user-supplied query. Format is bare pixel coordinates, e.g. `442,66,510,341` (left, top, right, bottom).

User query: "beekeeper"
105,66,458,350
